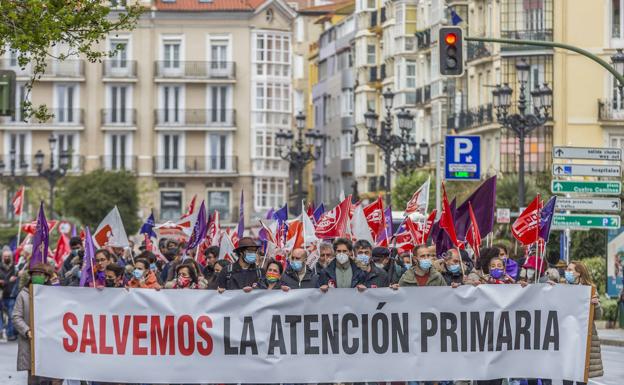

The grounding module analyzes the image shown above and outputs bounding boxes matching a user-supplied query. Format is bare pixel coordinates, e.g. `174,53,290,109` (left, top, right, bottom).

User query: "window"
295,17,305,43
207,191,231,221
614,0,623,39
161,85,182,123
209,36,229,71
54,133,78,171
340,131,352,159
294,90,304,113
163,40,181,69
294,55,304,79
55,85,77,123
254,178,286,210
161,133,182,171
110,39,128,68
6,132,30,172
208,134,231,171
610,135,624,150
367,44,376,65
341,88,354,116
405,60,416,88
106,133,132,171
253,32,291,78
160,191,182,221
11,83,28,122
209,86,230,123
108,85,130,123
366,153,376,174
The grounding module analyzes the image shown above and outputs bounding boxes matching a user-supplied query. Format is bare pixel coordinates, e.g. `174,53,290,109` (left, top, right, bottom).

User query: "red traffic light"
444,33,457,45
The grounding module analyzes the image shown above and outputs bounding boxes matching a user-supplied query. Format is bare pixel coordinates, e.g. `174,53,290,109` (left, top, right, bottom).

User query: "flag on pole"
185,201,208,253
237,191,245,239
12,186,25,216
218,231,237,263
315,196,351,239
511,196,541,245
140,212,157,239
363,197,386,241
313,203,325,222
52,232,70,268
302,207,319,247
421,209,437,244
30,202,49,268
351,204,374,244
455,176,497,241
405,177,430,215
439,184,462,249
93,206,130,249
80,226,102,287
181,195,197,219
466,202,482,257
273,204,288,225
450,8,463,25
404,217,423,245
539,196,557,242
207,211,221,247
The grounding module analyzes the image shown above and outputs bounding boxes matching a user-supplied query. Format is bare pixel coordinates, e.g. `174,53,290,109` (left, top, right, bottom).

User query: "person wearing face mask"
166,263,201,289
493,243,518,281
519,254,549,283
440,248,474,287
126,258,161,289
316,242,334,273
370,247,403,285
357,245,390,289
484,257,515,284
281,248,320,289
560,261,603,384
318,238,365,291
258,260,289,291
0,248,17,341
105,264,124,288
217,237,263,292
398,245,447,287
202,245,220,287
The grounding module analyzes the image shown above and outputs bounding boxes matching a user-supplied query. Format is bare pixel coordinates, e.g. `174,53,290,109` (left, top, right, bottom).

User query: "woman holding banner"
258,260,288,291
563,261,603,384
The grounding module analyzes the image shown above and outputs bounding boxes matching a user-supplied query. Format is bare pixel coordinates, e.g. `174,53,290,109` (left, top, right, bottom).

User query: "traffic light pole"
465,36,624,86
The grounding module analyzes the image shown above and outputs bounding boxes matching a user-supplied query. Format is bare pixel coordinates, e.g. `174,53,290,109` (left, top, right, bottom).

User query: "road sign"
496,208,510,223
555,197,621,212
445,135,480,180
551,180,622,195
552,146,622,161
552,163,621,177
552,214,621,230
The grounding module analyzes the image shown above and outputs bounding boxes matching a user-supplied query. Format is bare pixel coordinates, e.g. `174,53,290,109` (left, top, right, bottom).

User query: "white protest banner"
32,285,591,384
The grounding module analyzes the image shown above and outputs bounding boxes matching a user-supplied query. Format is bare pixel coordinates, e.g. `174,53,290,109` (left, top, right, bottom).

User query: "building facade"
0,0,299,225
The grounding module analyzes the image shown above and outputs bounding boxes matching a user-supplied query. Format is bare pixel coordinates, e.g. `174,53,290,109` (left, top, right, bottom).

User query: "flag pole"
16,209,23,250
456,245,466,277
535,194,541,284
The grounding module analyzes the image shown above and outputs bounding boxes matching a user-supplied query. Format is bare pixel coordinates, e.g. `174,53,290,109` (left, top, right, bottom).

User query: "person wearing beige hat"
216,237,263,292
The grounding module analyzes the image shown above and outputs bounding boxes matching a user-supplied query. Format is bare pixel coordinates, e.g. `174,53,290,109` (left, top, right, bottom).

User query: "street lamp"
392,108,429,175
276,112,324,214
35,134,70,219
492,59,553,209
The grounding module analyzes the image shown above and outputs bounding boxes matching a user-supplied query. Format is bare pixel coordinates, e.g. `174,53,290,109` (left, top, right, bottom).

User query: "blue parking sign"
445,135,481,180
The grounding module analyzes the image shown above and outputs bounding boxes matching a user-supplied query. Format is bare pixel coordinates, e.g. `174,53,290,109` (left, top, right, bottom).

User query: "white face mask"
527,269,536,279
336,253,349,265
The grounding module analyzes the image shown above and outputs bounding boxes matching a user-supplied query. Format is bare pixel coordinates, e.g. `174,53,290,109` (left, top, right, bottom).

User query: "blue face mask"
133,269,144,279
356,254,370,265
564,271,577,284
244,252,257,264
150,263,157,271
448,264,461,274
404,263,412,270
419,259,432,270
490,268,504,279
291,260,303,272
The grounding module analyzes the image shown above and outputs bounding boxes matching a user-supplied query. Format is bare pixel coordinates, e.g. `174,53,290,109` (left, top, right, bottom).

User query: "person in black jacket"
0,248,17,340
372,246,404,285
217,237,263,292
319,238,366,290
280,248,320,289
354,244,389,288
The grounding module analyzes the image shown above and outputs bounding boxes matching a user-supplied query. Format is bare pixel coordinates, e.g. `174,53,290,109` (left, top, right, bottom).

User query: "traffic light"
439,27,464,76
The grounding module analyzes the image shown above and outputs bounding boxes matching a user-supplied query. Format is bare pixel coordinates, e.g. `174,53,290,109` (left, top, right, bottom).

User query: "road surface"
0,340,621,384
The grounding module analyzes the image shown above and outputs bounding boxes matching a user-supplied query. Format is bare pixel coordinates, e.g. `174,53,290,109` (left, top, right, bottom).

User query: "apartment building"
0,0,299,224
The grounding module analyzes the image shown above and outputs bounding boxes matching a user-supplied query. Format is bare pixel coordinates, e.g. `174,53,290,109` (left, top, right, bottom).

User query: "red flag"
315,196,352,239
393,227,414,254
207,211,221,246
22,220,58,235
52,232,70,269
286,220,304,250
511,196,541,245
181,195,197,219
144,233,153,252
466,202,482,257
363,197,386,240
404,217,423,245
421,209,437,244
12,186,25,216
439,184,462,248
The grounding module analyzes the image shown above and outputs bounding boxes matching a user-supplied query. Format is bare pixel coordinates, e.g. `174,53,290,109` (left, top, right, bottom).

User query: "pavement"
597,327,624,347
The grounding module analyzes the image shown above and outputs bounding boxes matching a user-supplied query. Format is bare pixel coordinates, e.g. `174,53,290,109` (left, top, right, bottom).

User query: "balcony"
154,61,236,80
0,59,85,79
598,99,624,122
369,11,378,28
154,109,236,128
380,7,387,24
153,155,238,175
102,60,137,79
101,109,137,126
416,29,431,50
415,86,431,107
100,155,138,172
0,153,84,175
424,85,431,102
467,41,492,62
501,29,553,52
447,104,494,131
0,108,84,127
368,66,379,83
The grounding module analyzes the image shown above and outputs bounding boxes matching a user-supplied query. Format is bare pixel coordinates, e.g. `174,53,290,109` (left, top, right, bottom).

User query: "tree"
495,173,551,211
392,171,436,211
57,170,140,234
0,1,142,120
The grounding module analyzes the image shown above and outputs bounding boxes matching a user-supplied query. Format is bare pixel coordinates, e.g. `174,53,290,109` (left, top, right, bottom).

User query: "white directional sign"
552,147,622,161
552,163,621,177
555,197,621,212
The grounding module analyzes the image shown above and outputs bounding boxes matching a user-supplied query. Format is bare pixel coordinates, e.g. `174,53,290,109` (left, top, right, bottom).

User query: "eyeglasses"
96,258,108,263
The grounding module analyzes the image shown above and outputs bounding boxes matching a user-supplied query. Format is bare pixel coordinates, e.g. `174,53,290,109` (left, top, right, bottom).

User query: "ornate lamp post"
392,108,429,175
35,134,70,219
492,59,552,209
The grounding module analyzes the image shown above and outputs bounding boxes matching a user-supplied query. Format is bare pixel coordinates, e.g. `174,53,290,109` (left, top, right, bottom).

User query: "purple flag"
313,203,325,222
186,201,207,252
539,196,557,242
79,227,100,287
71,224,77,237
384,206,393,239
265,207,275,220
140,212,157,239
30,202,49,268
273,204,288,224
455,176,497,241
237,191,244,239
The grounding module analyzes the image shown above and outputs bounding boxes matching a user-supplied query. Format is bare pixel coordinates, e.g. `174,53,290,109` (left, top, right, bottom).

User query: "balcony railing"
153,155,238,174
501,29,553,51
101,109,137,126
154,109,236,127
102,60,137,78
0,59,85,78
415,88,423,105
416,29,431,49
100,155,137,172
598,99,624,121
368,66,379,83
447,104,494,131
369,11,378,28
0,108,84,125
467,41,492,62
154,61,236,79
0,153,84,174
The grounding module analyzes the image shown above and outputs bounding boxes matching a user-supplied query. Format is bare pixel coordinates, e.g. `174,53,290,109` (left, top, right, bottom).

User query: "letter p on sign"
454,138,473,162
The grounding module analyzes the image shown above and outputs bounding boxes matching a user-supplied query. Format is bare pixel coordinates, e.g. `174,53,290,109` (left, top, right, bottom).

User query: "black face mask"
105,279,117,288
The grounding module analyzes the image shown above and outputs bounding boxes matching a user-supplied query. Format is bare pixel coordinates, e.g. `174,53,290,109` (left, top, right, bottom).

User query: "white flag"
302,201,319,247
218,231,237,262
93,206,130,248
351,204,374,244
405,177,430,215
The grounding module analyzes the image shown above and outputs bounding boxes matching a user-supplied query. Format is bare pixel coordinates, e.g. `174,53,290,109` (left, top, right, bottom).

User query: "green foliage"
0,0,143,120
601,296,618,322
0,226,19,245
582,256,607,295
392,171,435,211
57,170,140,234
495,173,551,211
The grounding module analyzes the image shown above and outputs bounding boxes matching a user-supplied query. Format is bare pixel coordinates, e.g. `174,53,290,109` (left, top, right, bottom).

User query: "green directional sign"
552,214,621,230
551,180,621,195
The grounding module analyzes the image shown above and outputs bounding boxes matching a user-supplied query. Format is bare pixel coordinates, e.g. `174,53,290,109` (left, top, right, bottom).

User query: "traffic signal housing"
439,27,464,76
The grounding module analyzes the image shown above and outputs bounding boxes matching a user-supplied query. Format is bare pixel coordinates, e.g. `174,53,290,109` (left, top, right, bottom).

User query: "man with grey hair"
315,242,334,272
281,248,320,289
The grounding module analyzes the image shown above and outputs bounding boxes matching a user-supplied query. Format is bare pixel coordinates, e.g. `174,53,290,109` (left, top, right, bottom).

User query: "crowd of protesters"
1,234,603,385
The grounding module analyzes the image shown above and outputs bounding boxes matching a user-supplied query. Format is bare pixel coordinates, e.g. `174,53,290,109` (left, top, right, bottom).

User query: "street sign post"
555,197,621,212
552,146,622,161
552,214,621,230
552,163,621,177
550,180,622,195
445,135,480,180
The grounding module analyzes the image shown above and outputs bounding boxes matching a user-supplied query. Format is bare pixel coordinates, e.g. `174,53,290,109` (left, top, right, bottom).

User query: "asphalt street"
0,340,621,385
